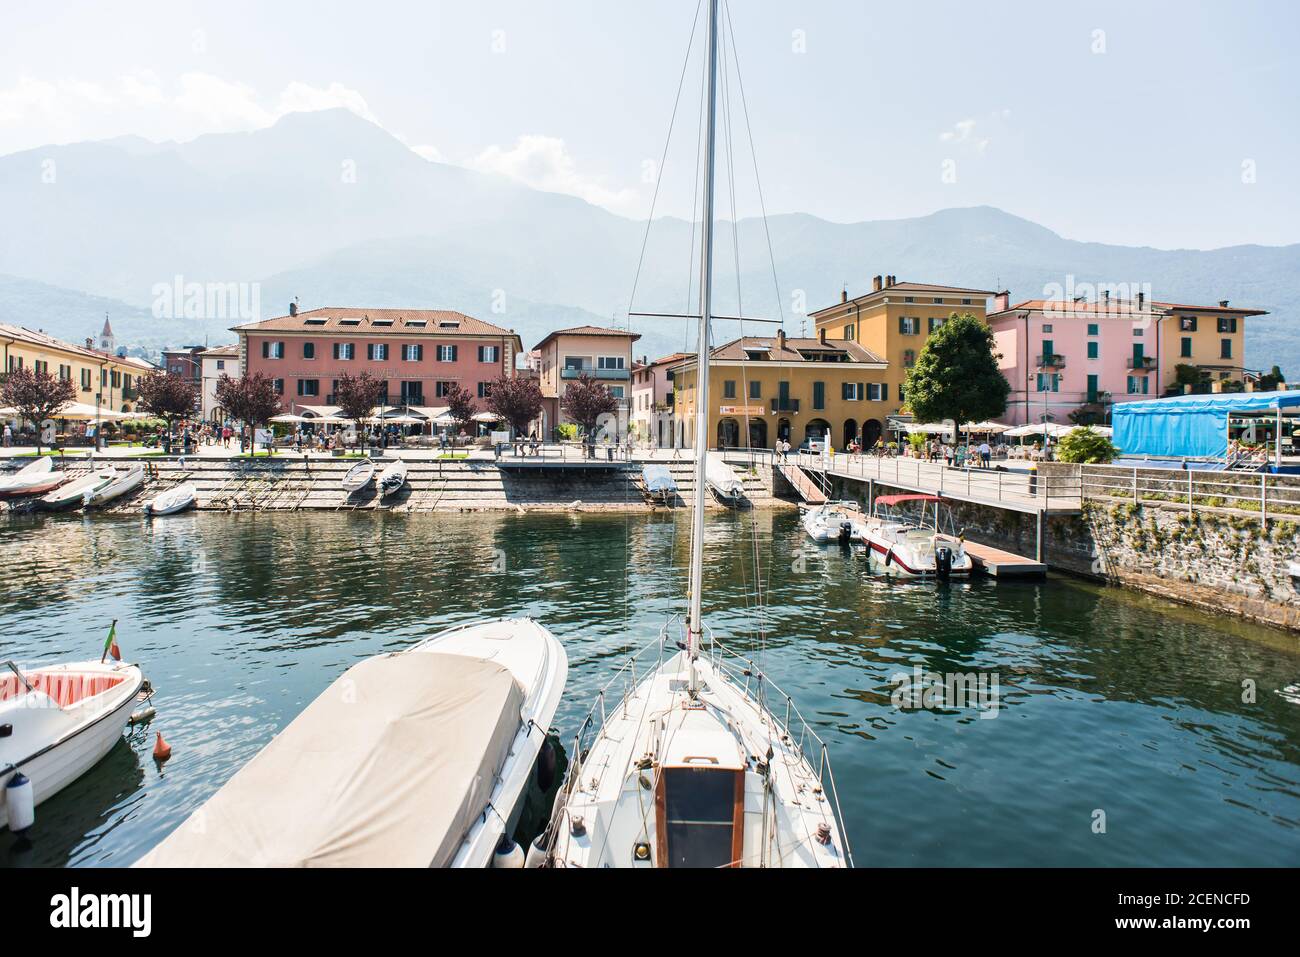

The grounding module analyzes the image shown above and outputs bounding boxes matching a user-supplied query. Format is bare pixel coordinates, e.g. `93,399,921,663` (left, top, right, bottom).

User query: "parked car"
798,437,827,454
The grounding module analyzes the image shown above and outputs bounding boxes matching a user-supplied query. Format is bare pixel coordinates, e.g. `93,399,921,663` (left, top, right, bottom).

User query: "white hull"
704,452,744,503
83,466,145,509
341,460,375,492
1,661,144,830
39,469,116,510
145,482,196,515
801,503,861,544
860,519,972,577
377,460,408,498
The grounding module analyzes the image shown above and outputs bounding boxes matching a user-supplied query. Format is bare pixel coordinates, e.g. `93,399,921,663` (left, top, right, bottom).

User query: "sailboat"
542,0,851,868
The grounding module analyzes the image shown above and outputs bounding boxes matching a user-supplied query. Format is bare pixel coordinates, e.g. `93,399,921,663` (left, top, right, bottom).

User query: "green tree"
903,313,1010,425
1056,426,1120,464
1256,365,1286,391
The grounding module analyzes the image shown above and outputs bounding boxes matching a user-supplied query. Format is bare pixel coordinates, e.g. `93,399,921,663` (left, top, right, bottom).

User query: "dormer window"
303,318,327,326
372,319,394,327
405,320,427,328
743,350,767,361
339,318,361,326
438,320,461,329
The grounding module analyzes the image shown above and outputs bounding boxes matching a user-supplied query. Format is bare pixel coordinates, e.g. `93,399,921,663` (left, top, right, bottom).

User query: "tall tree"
333,372,385,450
136,369,198,441
904,313,1010,427
444,381,476,435
560,373,619,439
486,374,543,437
0,366,76,454
215,372,282,455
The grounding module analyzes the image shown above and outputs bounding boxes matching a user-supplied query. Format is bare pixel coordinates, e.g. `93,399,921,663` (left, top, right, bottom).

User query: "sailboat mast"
687,0,719,680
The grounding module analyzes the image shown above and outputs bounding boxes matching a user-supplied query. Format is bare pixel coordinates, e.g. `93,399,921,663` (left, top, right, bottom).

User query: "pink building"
630,352,691,448
233,306,524,411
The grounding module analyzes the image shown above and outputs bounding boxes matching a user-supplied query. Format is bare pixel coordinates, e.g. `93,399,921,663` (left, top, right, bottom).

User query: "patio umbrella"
962,420,1010,433
471,411,502,423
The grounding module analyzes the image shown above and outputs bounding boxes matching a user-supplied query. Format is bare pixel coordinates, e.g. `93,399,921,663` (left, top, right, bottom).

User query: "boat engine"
936,546,953,580
838,521,853,545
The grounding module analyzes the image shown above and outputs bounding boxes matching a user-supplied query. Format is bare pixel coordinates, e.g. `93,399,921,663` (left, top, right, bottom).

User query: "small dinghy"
641,464,677,504
704,452,745,504
341,459,376,493
82,464,146,510
0,457,70,499
136,617,567,868
39,468,117,511
1,657,145,831
377,460,408,498
144,482,197,516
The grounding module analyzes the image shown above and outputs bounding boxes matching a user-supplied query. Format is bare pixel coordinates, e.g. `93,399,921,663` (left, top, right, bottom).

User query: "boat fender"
153,731,172,762
492,835,526,869
129,706,157,727
5,771,35,832
536,736,558,792
884,547,893,568
524,829,549,869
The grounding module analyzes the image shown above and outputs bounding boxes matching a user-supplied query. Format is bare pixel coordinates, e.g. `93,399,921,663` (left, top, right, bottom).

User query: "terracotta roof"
642,351,694,368
990,299,1268,319
533,325,642,350
232,307,518,338
682,336,884,365
201,344,240,358
811,280,997,315
0,322,139,365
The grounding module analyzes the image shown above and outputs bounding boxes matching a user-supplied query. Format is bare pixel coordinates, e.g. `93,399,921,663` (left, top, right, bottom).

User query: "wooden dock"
778,464,827,504
942,536,1046,578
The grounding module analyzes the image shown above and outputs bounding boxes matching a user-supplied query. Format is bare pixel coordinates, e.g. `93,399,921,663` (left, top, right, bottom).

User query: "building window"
899,317,919,335
400,382,423,403
927,317,946,334
1217,317,1237,333
58,364,71,381
867,383,888,402
435,381,453,398
111,370,121,388
1087,341,1099,360
367,343,389,361
297,379,319,397
609,386,624,398
844,324,855,341
1036,373,1060,392
902,349,916,368
812,381,825,410
933,297,944,304
904,296,915,303
1180,316,1197,332
216,359,226,370
332,343,355,360
478,381,491,398
842,382,864,401
262,341,285,359
1087,323,1099,336
479,345,500,363
1042,324,1053,333
598,356,624,370
302,342,315,359
1133,327,1143,336
1181,337,1193,358
1126,376,1149,395
434,344,454,362
272,378,284,396
723,380,736,399
80,369,91,390
1221,339,1232,359
961,298,972,305
748,380,761,399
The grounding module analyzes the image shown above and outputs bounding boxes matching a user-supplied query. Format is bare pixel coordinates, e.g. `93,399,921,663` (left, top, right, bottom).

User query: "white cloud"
276,81,379,125
468,134,642,213
939,118,989,153
410,144,444,162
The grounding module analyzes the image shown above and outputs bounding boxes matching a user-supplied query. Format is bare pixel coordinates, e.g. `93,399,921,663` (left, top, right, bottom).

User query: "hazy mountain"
0,108,1294,372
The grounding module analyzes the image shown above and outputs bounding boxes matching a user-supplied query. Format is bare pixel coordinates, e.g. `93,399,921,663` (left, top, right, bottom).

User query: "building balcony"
769,398,800,413
560,367,630,381
1128,356,1156,371
1035,354,1066,370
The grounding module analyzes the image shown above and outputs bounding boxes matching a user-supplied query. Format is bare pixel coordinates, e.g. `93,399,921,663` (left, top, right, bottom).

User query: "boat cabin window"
656,766,743,868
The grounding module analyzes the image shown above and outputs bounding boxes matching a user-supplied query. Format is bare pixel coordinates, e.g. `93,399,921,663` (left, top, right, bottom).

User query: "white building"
200,344,241,423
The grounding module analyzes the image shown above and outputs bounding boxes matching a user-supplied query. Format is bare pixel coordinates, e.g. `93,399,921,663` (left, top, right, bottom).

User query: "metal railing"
560,367,631,380
1035,354,1066,369
1080,464,1300,525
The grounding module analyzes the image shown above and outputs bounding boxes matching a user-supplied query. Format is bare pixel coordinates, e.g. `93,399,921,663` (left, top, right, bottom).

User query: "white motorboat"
543,0,851,869
39,467,117,511
641,463,678,504
704,452,745,504
144,482,197,516
135,617,567,868
801,500,863,545
82,464,146,510
0,457,70,499
341,459,376,493
377,459,408,498
859,494,973,578
1,658,145,831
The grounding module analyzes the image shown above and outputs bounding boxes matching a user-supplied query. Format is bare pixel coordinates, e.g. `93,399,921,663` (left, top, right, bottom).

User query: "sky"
1,0,1298,249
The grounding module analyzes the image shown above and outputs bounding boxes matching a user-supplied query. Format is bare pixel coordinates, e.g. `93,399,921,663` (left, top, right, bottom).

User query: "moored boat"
39,468,117,511
135,617,566,868
801,500,863,544
1,657,145,831
704,452,745,504
341,459,376,493
82,464,146,510
143,482,197,516
377,459,408,498
0,457,70,499
859,494,973,577
641,463,678,504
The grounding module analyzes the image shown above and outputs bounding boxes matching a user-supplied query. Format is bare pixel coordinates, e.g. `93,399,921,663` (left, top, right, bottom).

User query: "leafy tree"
560,373,619,439
486,374,544,437
136,370,198,439
333,372,385,450
215,372,282,455
1173,364,1210,393
444,382,476,434
0,366,76,453
904,313,1010,425
1256,365,1286,391
1056,426,1120,464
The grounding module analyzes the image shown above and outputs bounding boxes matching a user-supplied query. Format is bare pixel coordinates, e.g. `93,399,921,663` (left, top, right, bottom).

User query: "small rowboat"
341,459,376,493
39,468,117,511
0,457,69,499
377,460,408,498
82,465,146,509
144,482,197,516
1,658,145,831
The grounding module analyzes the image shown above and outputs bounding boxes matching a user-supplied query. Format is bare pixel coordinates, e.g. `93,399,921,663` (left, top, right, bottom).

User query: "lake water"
2,509,1298,867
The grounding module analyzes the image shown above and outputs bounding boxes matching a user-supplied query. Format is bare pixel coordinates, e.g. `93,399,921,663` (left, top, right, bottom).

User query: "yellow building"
0,322,154,417
809,275,997,417
671,330,888,449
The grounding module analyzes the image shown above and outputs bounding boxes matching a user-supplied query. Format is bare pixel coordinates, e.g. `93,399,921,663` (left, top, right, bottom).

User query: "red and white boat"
855,494,973,577
0,457,69,499
1,658,145,831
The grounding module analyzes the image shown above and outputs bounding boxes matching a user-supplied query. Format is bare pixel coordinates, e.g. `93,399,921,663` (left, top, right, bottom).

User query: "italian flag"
102,620,121,663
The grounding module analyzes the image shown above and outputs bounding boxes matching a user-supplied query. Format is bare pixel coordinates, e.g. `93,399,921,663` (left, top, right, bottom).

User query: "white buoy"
524,833,549,869
491,836,525,869
5,772,35,832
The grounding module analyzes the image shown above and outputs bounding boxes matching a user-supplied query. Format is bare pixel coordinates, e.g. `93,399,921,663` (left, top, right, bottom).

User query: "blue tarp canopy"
1112,390,1300,458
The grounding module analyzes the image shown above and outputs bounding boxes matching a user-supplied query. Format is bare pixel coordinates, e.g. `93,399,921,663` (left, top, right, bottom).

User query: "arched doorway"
804,418,831,445
863,418,883,450
777,418,791,442
843,418,858,447
748,418,768,449
717,418,740,449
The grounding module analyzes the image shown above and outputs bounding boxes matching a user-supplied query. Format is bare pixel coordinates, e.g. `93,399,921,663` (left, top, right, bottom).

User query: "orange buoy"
153,731,172,762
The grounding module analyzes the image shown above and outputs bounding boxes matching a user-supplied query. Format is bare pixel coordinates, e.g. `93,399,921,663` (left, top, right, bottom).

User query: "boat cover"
136,652,524,867
641,464,677,494
704,453,744,495
1113,389,1300,459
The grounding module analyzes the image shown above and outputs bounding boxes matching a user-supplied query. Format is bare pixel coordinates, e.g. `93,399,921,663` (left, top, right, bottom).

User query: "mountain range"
1,108,1295,373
